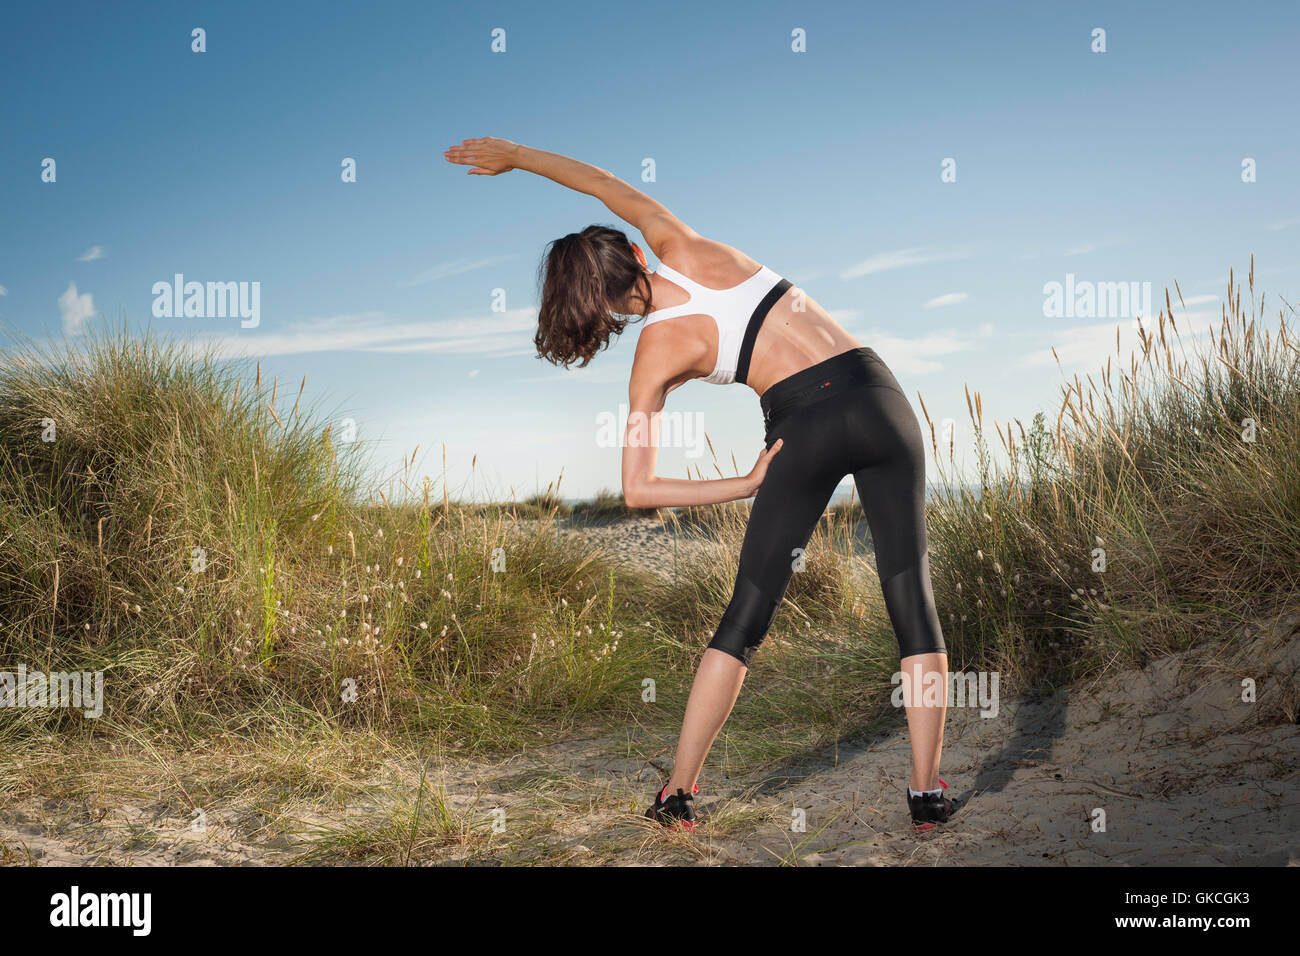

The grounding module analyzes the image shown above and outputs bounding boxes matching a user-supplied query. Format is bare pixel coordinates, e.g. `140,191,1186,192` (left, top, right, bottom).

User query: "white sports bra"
643,262,790,385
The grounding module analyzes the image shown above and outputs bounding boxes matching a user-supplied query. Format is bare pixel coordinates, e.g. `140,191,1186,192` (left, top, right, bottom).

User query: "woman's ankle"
664,779,697,798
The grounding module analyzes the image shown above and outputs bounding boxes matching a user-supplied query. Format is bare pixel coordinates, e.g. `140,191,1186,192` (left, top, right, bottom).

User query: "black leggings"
708,347,947,666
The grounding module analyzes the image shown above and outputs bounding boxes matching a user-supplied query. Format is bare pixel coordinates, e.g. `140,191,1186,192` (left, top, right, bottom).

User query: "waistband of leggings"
760,347,893,431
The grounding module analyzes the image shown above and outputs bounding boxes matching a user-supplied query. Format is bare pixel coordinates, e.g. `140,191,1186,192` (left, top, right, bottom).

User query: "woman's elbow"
622,483,650,510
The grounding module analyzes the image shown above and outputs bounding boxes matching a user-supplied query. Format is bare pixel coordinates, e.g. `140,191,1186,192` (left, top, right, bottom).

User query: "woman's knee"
706,574,781,666
880,553,948,658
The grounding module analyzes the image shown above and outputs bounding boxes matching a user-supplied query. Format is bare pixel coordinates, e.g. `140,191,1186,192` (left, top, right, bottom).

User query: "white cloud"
1018,320,1199,371
862,329,974,374
190,307,539,359
840,248,966,280
1269,218,1300,231
924,292,968,309
58,282,95,335
977,322,994,337
1175,293,1218,307
1020,319,1220,373
0,284,7,295
398,255,513,288
1020,323,1123,370
77,245,106,262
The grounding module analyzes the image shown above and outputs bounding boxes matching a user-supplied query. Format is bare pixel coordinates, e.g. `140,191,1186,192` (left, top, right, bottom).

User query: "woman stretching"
444,137,957,830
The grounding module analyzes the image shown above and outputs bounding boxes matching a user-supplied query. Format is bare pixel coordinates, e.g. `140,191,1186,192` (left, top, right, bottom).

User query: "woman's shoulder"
631,308,713,382
657,236,761,284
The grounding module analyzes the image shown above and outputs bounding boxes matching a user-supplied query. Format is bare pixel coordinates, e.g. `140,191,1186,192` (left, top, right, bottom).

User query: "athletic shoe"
645,783,699,830
907,778,957,830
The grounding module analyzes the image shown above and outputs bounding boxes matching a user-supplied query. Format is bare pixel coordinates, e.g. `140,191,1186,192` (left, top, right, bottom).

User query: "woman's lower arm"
627,475,756,509
513,145,612,196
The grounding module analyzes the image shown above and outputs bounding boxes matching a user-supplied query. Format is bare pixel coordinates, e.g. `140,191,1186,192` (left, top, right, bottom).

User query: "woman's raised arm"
443,137,695,257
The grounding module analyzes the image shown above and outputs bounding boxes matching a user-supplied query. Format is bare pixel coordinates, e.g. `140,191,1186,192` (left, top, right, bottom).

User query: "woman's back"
642,237,861,396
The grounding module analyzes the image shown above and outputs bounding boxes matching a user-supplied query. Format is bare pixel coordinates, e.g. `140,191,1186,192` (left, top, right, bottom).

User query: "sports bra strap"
643,264,705,324
654,263,700,292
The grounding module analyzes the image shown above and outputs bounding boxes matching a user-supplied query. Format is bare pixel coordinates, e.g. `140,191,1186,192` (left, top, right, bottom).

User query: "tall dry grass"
920,260,1300,685
0,329,674,751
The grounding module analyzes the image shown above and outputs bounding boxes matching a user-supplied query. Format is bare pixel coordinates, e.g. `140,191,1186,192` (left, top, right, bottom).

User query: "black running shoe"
907,778,957,830
645,783,699,830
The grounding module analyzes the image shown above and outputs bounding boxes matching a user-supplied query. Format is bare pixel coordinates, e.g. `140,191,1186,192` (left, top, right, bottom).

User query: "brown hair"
535,225,651,368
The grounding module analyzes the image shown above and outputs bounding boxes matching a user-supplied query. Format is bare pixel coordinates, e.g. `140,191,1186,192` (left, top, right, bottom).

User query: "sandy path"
729,624,1300,865
557,514,724,582
450,617,1299,865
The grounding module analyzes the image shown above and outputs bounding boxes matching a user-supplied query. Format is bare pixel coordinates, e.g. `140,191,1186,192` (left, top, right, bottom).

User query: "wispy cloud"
0,284,7,296
397,255,514,288
58,282,95,335
77,245,106,262
924,292,968,309
1269,218,1300,231
840,248,966,280
1019,319,1217,372
862,329,974,374
190,307,539,359
1175,293,1219,307
1020,323,1123,370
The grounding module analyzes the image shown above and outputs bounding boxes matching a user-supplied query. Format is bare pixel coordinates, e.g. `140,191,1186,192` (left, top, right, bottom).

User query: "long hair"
535,225,651,368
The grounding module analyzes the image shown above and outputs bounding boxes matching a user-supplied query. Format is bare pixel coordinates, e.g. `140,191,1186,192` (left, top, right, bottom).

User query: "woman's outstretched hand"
443,137,519,175
745,439,783,496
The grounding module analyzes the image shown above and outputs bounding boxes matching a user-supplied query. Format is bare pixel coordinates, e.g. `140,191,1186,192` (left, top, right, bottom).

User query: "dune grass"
919,261,1300,686
0,329,682,752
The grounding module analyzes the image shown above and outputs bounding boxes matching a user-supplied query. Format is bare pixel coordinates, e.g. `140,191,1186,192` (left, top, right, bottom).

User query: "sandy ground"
555,512,874,581
557,513,725,582
3,518,1297,865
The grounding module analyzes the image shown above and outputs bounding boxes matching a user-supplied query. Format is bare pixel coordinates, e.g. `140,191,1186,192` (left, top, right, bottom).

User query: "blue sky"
2,0,1297,501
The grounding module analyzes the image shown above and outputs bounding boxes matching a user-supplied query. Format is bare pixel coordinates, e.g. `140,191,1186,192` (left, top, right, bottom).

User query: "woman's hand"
745,439,783,496
443,137,519,175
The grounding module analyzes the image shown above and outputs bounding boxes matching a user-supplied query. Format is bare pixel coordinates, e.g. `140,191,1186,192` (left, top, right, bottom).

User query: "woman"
444,137,956,830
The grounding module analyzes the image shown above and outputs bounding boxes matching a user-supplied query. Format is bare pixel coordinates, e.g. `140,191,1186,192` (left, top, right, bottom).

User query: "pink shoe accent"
659,783,701,801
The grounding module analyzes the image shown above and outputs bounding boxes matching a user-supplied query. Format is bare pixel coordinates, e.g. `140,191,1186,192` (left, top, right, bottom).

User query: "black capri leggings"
708,347,947,666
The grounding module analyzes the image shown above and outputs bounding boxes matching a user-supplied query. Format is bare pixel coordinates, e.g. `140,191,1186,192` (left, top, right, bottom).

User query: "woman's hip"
760,347,907,437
